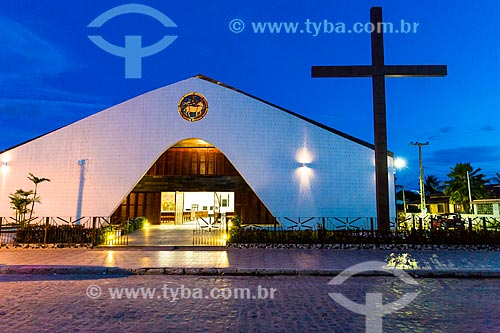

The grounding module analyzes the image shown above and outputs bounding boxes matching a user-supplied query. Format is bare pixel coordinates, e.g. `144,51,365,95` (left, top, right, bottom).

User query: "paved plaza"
1,274,499,332
1,247,500,276
128,222,212,247
2,220,500,276
2,226,500,332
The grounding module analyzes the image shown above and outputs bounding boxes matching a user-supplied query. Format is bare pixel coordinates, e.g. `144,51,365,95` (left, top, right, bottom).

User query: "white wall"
0,76,395,227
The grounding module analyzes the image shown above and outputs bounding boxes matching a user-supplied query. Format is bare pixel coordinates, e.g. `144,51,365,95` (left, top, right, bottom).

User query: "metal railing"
229,215,500,245
275,217,380,231
99,217,130,246
0,216,115,247
398,214,500,232
193,215,227,246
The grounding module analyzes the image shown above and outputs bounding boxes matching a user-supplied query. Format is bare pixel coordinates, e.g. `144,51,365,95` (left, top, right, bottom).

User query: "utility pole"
402,186,407,215
467,171,474,214
411,142,429,217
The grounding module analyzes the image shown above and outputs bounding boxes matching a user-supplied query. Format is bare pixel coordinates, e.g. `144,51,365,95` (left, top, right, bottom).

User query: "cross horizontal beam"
312,65,447,78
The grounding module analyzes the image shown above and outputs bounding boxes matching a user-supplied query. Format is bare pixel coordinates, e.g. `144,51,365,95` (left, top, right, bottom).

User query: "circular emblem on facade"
178,92,208,122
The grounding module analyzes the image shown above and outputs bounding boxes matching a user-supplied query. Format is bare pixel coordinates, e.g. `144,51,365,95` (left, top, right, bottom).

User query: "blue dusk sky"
0,0,499,190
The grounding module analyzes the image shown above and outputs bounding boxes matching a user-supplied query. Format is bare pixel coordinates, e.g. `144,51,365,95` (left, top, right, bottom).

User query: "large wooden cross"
312,7,447,231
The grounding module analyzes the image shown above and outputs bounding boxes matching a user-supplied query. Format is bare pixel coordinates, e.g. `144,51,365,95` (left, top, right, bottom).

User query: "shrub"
14,224,95,244
126,217,147,233
227,228,500,246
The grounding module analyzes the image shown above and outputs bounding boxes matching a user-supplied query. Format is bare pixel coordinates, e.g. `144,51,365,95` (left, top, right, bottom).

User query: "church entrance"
110,138,277,246
162,191,234,226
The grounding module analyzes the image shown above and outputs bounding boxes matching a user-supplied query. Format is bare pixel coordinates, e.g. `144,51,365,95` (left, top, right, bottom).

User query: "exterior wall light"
297,147,313,166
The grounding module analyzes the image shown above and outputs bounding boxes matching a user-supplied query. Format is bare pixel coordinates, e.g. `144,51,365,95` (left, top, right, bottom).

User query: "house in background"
406,195,464,215
486,184,500,198
472,199,500,217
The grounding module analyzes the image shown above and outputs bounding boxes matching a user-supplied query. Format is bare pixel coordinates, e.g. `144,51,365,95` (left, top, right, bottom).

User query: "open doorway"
161,191,234,226
111,138,277,246
125,191,233,246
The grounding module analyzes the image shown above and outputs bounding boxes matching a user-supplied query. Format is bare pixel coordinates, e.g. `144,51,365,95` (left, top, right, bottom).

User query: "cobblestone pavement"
1,248,500,273
0,274,499,332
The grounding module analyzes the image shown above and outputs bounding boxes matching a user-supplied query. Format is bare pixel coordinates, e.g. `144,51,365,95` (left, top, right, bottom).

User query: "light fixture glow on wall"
1,160,9,179
296,147,313,166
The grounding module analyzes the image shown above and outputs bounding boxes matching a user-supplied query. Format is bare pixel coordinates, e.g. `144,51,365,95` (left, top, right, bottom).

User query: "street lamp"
394,157,407,170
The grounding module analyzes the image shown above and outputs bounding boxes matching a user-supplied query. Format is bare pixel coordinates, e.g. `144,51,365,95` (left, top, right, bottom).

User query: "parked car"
431,213,464,230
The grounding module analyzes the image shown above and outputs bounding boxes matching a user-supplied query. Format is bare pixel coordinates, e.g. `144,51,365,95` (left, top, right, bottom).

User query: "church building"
0,75,396,229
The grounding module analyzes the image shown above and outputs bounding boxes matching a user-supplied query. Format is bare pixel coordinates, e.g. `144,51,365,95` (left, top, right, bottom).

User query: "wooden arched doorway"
111,138,277,226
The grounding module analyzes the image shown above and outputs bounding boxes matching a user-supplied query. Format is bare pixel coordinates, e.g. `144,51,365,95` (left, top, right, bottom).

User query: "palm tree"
492,172,500,184
424,174,444,195
27,173,50,222
444,163,489,213
9,189,35,226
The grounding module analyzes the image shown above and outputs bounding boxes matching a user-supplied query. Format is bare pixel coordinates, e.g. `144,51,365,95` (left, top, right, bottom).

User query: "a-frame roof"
2,74,393,156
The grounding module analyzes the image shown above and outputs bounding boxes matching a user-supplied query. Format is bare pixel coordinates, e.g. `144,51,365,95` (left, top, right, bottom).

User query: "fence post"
91,217,97,248
482,217,487,231
468,217,473,233
412,215,416,231
321,217,326,247
273,219,277,241
43,217,49,245
419,217,423,232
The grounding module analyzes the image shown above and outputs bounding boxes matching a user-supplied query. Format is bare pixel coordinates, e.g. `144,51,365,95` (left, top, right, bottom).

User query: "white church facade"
0,75,396,229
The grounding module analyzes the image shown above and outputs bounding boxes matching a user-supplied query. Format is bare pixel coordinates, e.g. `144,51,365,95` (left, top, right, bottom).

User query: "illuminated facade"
0,75,396,228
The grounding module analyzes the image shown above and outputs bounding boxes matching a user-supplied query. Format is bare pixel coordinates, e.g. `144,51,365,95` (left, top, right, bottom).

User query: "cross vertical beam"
311,7,447,231
370,7,390,232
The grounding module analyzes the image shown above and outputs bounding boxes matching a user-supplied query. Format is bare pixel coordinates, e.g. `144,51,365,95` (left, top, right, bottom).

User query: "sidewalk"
1,247,500,277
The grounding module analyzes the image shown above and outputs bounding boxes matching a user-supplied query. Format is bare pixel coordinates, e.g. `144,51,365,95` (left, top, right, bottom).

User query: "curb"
0,266,131,275
2,265,500,278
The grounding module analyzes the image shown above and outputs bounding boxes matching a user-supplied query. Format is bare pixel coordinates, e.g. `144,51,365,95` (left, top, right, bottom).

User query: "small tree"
9,189,35,226
27,173,50,222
